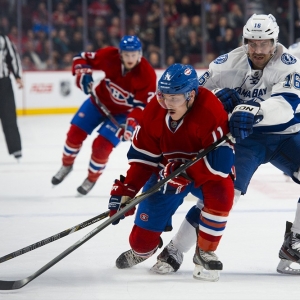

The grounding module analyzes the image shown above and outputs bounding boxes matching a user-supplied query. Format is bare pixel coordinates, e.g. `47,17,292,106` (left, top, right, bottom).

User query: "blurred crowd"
0,0,249,70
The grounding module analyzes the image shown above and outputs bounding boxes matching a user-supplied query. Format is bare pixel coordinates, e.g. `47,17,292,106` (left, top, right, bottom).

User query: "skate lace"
81,179,94,190
163,241,183,264
56,166,72,178
291,233,300,251
199,249,219,262
125,250,145,265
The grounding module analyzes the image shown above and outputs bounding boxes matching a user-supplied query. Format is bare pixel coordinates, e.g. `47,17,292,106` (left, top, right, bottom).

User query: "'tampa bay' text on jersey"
199,43,300,134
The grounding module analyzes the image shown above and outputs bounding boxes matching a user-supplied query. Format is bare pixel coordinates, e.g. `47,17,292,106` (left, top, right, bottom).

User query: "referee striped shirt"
0,35,22,79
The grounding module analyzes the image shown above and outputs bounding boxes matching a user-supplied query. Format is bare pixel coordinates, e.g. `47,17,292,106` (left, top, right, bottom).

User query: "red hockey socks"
87,135,114,182
62,125,87,166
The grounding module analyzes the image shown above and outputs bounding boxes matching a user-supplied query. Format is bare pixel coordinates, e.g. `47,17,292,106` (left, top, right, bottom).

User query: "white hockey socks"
172,218,197,254
292,198,300,234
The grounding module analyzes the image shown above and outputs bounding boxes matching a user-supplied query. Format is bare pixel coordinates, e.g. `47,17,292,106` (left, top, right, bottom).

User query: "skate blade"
76,192,85,197
193,264,220,282
150,261,175,275
277,259,300,275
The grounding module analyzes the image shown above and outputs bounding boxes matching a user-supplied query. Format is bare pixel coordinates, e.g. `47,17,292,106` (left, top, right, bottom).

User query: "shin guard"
129,225,162,258
63,125,87,165
88,135,113,182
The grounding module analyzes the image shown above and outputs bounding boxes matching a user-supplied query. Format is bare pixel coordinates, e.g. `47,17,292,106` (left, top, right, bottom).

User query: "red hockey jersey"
72,47,157,122
125,86,234,190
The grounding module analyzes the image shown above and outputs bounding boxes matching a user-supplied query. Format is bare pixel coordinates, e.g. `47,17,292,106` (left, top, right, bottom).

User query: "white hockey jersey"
288,42,300,58
199,43,300,134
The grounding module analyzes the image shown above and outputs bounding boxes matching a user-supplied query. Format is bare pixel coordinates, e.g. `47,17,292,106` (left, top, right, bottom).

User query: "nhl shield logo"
60,81,71,97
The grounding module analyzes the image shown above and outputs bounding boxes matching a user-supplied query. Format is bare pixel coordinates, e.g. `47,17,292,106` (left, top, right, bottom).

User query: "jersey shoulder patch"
281,53,297,65
213,54,228,64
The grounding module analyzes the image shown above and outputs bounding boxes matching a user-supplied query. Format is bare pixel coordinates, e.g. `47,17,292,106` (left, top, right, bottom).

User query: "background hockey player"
108,64,235,281
51,35,156,195
288,39,300,58
154,14,300,276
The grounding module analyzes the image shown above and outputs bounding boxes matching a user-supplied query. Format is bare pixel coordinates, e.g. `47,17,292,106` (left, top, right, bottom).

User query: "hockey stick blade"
0,133,231,290
0,211,109,264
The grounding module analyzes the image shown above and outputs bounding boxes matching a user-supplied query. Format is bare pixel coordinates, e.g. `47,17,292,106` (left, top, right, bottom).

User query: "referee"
0,34,23,160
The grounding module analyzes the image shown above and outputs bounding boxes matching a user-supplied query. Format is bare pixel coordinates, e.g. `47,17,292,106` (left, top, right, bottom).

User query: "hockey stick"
89,90,124,129
0,133,232,290
0,211,110,264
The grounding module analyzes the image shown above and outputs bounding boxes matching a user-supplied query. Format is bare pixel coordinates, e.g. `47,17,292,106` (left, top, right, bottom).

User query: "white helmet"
243,14,279,55
243,14,279,42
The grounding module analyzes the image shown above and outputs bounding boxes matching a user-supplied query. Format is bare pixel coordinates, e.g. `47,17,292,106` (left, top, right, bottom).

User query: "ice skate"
116,249,147,269
51,165,73,185
151,240,183,274
13,150,22,159
77,178,96,195
277,221,300,275
193,246,222,282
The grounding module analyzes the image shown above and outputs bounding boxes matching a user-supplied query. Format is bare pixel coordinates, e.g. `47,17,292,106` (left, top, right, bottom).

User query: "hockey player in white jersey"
288,40,300,58
151,14,300,277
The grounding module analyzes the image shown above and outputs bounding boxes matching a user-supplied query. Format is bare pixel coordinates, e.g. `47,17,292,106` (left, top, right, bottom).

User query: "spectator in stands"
227,3,244,34
186,29,202,55
146,1,161,45
128,12,144,36
210,16,231,54
166,54,175,66
294,0,300,42
181,54,191,64
141,28,160,56
175,0,195,17
89,16,107,41
148,50,160,68
69,31,83,54
22,40,46,70
175,14,192,49
7,25,19,46
59,52,73,70
0,16,10,35
73,16,84,33
206,2,221,42
53,28,70,57
52,1,74,33
163,2,179,27
22,55,36,70
91,30,109,50
32,2,51,36
0,0,247,71
32,2,48,26
165,25,178,57
107,24,121,48
214,27,239,55
88,0,113,21
190,15,202,38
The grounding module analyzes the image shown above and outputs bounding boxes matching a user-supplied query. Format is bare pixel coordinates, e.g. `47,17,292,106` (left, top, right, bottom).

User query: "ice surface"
0,114,300,300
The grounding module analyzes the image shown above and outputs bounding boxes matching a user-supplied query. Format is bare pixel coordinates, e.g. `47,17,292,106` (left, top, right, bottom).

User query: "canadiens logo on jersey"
105,79,134,106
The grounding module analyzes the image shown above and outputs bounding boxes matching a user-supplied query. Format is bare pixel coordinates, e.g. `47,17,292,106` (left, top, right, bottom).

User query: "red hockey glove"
123,118,138,141
108,175,137,225
75,64,93,95
160,161,192,194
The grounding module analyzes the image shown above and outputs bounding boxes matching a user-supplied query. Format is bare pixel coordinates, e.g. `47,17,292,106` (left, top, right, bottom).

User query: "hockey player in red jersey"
51,36,157,195
108,64,235,281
